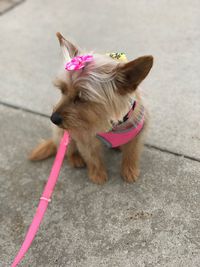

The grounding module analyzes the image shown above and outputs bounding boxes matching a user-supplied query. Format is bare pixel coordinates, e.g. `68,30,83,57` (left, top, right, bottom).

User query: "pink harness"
97,100,145,147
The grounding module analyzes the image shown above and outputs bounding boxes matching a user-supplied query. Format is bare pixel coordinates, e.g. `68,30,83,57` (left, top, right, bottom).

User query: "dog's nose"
50,112,63,125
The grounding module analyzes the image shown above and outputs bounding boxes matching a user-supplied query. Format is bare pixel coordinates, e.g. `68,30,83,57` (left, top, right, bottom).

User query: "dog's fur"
29,33,153,184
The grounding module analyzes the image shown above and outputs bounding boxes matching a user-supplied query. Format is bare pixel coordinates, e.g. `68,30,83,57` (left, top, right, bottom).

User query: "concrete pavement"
1,105,200,267
0,0,199,159
0,1,200,266
0,0,24,14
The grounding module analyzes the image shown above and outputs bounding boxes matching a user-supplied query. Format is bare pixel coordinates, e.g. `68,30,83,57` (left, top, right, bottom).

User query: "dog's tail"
28,139,57,161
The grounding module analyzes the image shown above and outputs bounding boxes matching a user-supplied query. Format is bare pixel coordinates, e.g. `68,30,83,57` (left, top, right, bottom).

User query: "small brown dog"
29,33,153,184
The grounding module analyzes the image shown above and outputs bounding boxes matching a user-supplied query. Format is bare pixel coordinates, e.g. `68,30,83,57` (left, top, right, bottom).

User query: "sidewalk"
0,1,200,266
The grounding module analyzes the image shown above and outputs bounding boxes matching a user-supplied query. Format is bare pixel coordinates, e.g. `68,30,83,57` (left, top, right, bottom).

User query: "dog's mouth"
59,124,69,131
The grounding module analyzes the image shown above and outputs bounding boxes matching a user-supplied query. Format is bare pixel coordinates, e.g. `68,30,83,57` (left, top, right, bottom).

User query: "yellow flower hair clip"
107,52,127,62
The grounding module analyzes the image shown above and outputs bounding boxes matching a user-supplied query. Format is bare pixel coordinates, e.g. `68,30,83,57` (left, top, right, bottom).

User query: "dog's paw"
89,171,108,185
121,167,140,183
68,152,86,168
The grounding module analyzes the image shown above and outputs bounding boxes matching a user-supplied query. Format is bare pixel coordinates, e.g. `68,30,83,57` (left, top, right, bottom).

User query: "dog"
29,32,153,184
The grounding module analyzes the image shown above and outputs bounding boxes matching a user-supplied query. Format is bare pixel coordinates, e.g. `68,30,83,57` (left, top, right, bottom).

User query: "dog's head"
51,33,153,135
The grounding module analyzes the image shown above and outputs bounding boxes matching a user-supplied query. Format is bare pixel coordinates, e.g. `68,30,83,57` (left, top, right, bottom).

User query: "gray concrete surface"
0,0,199,159
0,0,200,266
0,0,24,14
1,105,200,267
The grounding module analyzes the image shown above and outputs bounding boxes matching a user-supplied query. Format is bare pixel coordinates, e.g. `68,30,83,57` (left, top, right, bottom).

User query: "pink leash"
11,131,70,267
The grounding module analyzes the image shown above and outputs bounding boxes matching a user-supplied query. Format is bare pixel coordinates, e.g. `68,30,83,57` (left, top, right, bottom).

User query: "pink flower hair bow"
65,54,93,71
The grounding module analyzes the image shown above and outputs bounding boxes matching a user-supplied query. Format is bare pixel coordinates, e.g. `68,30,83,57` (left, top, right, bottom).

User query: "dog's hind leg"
28,139,57,161
28,126,63,161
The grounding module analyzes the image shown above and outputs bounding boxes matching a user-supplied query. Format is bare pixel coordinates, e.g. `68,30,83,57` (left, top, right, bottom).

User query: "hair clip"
65,54,93,71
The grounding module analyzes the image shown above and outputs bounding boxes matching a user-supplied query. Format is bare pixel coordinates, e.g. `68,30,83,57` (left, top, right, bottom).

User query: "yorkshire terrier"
29,32,153,184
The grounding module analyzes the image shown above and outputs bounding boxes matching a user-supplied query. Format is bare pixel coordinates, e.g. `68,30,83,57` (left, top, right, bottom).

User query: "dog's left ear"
115,56,153,94
56,32,79,61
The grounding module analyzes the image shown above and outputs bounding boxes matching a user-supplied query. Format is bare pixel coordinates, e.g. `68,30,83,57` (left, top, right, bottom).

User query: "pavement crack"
146,144,200,163
0,0,26,16
0,100,200,163
0,100,49,118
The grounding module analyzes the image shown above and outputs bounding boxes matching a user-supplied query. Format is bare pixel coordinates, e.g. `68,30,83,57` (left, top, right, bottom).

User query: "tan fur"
29,33,153,184
29,139,57,161
121,119,148,182
67,139,85,168
75,135,108,184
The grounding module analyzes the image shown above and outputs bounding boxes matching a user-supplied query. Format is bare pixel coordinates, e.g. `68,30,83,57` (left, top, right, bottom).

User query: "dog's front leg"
76,138,108,184
121,134,144,183
67,139,86,168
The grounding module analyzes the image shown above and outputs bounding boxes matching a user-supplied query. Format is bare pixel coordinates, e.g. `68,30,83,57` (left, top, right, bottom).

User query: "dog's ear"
115,56,153,94
56,32,79,61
